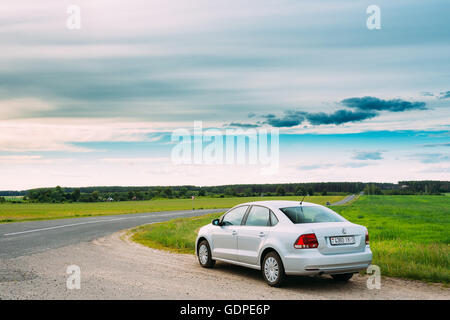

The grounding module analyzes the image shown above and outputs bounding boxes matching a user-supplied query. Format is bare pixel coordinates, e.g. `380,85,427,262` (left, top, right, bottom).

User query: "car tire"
197,240,215,268
331,273,353,282
262,251,285,287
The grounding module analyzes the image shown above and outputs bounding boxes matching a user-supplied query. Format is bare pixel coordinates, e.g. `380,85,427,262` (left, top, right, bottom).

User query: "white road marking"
2,210,223,237
3,217,129,236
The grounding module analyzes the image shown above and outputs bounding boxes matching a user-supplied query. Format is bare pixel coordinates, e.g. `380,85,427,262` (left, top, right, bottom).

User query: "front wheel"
197,240,215,268
262,251,285,287
331,273,353,282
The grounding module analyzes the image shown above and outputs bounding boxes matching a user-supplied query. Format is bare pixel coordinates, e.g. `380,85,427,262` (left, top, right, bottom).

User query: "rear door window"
270,211,279,226
245,206,270,226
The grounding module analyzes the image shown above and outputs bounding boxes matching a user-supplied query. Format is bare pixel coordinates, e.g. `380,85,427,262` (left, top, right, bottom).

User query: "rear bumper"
283,246,372,275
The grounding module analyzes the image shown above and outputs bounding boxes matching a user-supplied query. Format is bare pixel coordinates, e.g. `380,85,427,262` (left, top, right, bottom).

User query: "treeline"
23,182,368,203
0,180,447,203
0,190,27,196
398,181,449,194
362,181,449,195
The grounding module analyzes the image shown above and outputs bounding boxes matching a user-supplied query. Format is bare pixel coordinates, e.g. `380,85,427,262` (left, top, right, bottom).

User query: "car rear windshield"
280,206,345,224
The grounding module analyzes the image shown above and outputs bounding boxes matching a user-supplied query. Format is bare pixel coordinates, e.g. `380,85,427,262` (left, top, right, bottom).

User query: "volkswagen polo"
195,200,372,286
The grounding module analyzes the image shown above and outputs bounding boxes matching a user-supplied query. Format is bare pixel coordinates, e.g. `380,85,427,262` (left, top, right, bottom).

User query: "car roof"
234,200,321,210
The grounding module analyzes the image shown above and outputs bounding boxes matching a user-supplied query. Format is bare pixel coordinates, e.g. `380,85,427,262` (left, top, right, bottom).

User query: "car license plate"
330,236,355,245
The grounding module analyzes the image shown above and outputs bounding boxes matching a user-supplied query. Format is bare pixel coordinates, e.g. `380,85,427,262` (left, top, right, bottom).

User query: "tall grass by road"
0,195,343,223
132,195,450,284
333,195,449,283
131,212,222,254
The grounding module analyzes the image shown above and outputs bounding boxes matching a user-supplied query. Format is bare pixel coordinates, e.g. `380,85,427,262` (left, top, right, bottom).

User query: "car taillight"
365,230,369,245
294,233,318,249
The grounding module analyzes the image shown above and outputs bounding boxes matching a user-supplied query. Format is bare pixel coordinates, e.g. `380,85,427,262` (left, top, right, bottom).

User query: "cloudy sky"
0,0,449,189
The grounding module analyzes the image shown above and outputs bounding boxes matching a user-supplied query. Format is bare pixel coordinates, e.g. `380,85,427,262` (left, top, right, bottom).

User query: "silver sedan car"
196,200,372,286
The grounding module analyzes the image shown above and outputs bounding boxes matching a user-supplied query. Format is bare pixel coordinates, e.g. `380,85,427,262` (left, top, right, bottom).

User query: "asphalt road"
330,194,356,206
0,209,225,259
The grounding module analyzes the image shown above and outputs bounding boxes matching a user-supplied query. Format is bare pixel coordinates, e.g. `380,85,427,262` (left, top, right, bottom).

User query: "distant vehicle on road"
196,200,371,286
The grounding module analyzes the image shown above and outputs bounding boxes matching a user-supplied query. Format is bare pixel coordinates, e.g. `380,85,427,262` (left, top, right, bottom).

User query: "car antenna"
300,194,306,205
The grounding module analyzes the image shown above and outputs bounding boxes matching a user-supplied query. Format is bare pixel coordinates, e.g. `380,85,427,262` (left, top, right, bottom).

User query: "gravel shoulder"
0,231,448,300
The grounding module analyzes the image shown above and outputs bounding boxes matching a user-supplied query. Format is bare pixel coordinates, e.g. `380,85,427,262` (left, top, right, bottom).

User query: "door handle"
232,230,237,236
258,232,265,237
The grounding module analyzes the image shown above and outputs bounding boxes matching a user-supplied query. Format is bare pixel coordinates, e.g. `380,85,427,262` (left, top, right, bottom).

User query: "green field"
333,195,449,283
132,195,450,284
2,196,24,202
0,195,343,223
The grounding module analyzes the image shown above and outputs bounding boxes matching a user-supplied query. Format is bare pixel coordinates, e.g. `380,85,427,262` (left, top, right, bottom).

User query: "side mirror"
212,218,221,226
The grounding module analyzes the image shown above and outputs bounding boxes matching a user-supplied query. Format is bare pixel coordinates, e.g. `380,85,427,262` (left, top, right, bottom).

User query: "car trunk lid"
295,222,366,255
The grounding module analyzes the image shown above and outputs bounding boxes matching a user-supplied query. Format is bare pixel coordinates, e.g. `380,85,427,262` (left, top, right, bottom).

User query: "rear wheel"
262,251,285,287
331,273,353,282
197,240,215,268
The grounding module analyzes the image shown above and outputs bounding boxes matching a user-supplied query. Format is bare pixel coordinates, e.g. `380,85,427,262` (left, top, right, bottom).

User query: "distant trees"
53,186,65,202
295,186,307,196
90,191,99,201
398,181,448,194
71,189,81,202
276,186,286,196
163,187,173,198
14,180,449,204
179,187,188,198
0,196,5,203
363,184,382,195
225,187,236,197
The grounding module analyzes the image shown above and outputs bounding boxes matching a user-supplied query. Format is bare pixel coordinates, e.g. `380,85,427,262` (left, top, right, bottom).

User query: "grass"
132,195,450,284
333,195,450,284
0,195,344,223
2,196,24,202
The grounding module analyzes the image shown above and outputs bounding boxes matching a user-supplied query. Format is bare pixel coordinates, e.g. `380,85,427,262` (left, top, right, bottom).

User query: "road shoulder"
0,231,448,300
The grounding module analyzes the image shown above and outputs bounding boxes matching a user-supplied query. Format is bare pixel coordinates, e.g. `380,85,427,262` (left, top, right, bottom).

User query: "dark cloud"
263,109,376,127
262,111,305,127
261,96,428,128
421,91,434,97
227,122,260,128
247,112,256,118
305,109,377,125
341,96,427,112
438,91,450,99
352,151,383,160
